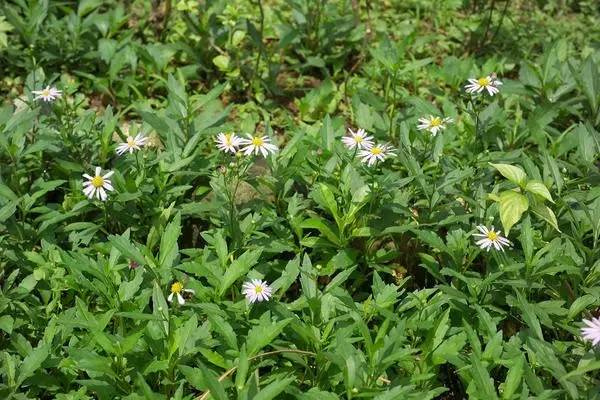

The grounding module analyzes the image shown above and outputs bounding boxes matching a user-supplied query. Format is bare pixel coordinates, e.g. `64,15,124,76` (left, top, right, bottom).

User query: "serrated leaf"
16,344,49,386
502,356,524,399
245,318,292,356
469,354,498,399
219,249,262,297
108,231,146,266
159,212,181,269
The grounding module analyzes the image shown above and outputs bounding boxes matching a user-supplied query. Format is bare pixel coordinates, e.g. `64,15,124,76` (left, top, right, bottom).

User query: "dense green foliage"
1,0,600,399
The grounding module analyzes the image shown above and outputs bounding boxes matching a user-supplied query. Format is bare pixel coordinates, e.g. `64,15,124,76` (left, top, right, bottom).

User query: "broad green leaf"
213,55,230,71
219,249,262,297
502,356,524,399
16,344,49,386
530,203,560,232
431,332,467,365
118,269,144,302
235,345,249,392
299,217,341,246
581,56,599,114
489,163,527,187
0,200,17,222
469,354,498,400
562,360,600,380
254,376,295,400
108,231,147,266
159,212,181,269
498,190,529,235
424,308,450,354
514,292,543,340
312,183,339,222
207,312,238,350
245,318,292,356
525,180,553,203
152,281,169,335
271,255,300,295
0,315,14,334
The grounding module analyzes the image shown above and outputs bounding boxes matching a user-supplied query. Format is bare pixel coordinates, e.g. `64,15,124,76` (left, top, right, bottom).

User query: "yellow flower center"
254,285,263,293
487,231,498,241
477,77,491,87
354,135,363,143
127,137,135,146
371,147,382,155
251,137,264,146
430,117,442,127
42,89,50,97
224,134,233,145
91,176,104,188
171,282,184,294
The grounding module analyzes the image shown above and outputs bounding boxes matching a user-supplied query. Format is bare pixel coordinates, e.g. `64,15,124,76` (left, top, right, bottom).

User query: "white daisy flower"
358,143,394,166
581,317,600,346
242,279,273,303
82,167,114,201
215,132,243,154
32,85,62,102
341,128,374,150
116,133,148,155
464,74,502,96
167,281,195,305
417,116,453,136
239,134,278,157
473,225,511,251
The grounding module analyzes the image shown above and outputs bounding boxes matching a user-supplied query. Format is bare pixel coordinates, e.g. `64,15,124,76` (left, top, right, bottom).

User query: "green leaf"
0,315,14,334
502,356,524,399
581,56,599,114
235,345,249,392
424,308,450,354
530,203,560,232
519,215,533,264
159,212,181,269
213,55,230,71
514,291,543,340
489,163,528,187
108,231,147,266
118,269,144,302
219,249,262,297
16,344,49,386
0,200,17,222
271,255,300,295
498,190,529,235
152,281,169,335
562,360,600,380
300,217,341,246
312,183,340,222
469,354,498,400
254,376,295,400
431,332,467,365
525,180,553,203
245,318,292,356
206,312,238,351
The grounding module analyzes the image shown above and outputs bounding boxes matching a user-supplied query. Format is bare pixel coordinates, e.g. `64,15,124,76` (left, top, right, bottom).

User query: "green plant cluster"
1,1,600,399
